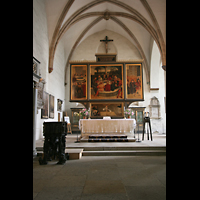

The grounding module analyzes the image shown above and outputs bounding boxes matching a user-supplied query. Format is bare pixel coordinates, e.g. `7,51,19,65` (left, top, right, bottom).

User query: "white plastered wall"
33,0,66,140
65,30,166,133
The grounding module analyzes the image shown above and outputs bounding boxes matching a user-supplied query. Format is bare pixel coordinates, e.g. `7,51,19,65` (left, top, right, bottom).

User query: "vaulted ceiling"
44,0,166,78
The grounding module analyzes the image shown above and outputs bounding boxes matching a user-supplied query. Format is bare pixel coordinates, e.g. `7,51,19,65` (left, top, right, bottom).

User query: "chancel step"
82,150,166,156
88,134,129,142
82,146,166,156
89,134,127,138
88,138,129,142
82,146,165,151
36,146,166,157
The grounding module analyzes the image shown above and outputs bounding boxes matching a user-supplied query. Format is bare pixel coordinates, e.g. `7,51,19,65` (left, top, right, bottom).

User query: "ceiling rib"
64,15,150,84
48,0,166,74
48,0,75,73
64,16,104,84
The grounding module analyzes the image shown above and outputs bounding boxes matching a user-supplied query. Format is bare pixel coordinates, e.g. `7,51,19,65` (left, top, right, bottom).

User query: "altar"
79,118,136,138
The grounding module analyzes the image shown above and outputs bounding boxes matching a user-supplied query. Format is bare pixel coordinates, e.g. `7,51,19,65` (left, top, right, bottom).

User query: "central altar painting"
90,64,123,100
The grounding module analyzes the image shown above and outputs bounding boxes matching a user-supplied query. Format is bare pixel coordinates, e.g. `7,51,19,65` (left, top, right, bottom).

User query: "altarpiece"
70,60,144,118
70,36,144,118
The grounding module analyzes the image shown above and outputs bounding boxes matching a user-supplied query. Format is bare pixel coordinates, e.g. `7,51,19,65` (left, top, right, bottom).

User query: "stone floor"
33,155,166,200
34,133,166,199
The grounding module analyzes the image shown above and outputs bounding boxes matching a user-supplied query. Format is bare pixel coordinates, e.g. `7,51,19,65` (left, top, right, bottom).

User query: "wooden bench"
65,149,83,160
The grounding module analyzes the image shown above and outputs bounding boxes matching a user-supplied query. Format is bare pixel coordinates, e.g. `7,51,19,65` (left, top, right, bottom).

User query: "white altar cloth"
79,119,136,137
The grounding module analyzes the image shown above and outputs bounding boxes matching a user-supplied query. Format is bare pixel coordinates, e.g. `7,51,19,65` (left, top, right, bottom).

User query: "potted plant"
124,108,134,118
79,108,90,119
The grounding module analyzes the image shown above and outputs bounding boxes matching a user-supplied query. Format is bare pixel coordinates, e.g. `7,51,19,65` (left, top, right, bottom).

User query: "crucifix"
100,36,113,53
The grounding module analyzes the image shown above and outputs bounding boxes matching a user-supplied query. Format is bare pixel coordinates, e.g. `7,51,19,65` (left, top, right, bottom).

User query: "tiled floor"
33,155,166,200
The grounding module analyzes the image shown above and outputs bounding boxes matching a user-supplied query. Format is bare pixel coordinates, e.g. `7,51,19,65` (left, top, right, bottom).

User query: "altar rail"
79,119,136,137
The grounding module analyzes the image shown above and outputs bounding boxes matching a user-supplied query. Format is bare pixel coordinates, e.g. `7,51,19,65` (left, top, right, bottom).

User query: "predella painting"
90,102,124,117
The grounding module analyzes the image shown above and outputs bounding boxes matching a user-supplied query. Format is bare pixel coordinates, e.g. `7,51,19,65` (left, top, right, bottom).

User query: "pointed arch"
110,16,150,83
48,0,75,73
64,16,150,84
48,0,166,73
140,0,166,69
64,17,104,84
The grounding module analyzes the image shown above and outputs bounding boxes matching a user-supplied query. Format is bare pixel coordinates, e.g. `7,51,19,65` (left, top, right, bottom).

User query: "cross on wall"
100,36,114,54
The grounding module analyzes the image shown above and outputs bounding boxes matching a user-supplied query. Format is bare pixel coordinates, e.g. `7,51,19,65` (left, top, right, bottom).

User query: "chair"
64,116,72,134
67,123,72,134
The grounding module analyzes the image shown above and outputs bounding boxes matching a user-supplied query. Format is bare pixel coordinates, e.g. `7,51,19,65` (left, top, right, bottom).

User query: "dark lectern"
39,122,67,165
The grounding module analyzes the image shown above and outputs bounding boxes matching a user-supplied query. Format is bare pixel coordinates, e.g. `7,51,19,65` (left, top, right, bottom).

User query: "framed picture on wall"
90,64,123,100
126,64,143,100
49,94,54,118
57,99,63,112
70,65,87,101
41,91,49,119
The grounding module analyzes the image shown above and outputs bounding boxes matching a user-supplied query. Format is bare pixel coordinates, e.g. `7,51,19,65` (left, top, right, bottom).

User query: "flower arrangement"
79,108,90,117
74,112,79,116
124,108,134,118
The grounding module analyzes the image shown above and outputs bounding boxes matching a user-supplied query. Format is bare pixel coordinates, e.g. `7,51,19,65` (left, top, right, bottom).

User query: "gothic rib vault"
45,0,166,85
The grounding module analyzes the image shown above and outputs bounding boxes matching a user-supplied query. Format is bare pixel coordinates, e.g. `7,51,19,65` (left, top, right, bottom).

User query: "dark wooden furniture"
70,108,83,133
39,122,67,165
128,106,146,135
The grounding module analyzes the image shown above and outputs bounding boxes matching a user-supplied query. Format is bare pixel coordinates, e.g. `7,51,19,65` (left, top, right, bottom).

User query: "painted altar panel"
71,65,87,100
126,64,143,100
70,62,143,102
90,64,123,100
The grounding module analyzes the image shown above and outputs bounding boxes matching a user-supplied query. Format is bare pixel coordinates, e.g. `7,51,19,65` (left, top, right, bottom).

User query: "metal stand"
142,117,153,141
136,123,141,142
75,120,81,143
75,132,80,143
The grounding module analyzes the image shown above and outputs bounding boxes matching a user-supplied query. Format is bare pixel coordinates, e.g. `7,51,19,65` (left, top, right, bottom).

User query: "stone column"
33,82,38,157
